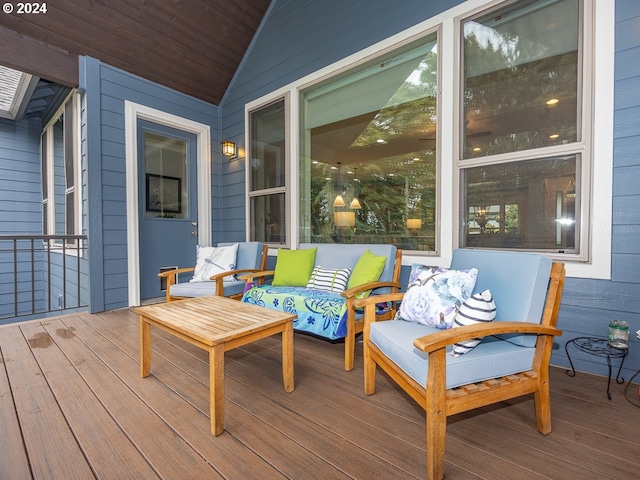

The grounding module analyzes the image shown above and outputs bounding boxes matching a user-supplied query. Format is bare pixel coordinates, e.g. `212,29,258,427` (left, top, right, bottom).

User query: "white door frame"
124,101,211,306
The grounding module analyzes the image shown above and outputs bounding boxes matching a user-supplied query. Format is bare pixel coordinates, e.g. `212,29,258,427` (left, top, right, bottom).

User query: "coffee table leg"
140,316,151,378
210,343,225,436
282,321,294,393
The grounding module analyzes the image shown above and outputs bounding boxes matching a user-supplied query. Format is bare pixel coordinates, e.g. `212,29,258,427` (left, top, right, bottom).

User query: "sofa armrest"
354,291,404,309
342,281,402,300
413,321,562,353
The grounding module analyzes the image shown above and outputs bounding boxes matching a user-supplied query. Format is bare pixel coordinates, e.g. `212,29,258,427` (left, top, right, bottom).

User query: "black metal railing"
0,235,88,321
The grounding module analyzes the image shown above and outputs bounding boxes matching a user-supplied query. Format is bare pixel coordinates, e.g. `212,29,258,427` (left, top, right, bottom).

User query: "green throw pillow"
347,249,387,297
272,248,317,286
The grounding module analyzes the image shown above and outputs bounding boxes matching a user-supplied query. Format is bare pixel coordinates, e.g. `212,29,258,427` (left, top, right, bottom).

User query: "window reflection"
462,156,578,251
300,36,438,251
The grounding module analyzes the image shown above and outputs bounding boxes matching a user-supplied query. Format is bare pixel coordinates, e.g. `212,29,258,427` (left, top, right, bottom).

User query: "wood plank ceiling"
0,0,272,105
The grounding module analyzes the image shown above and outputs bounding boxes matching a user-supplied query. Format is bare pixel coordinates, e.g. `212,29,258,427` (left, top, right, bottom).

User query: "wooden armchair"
356,249,565,480
158,242,268,302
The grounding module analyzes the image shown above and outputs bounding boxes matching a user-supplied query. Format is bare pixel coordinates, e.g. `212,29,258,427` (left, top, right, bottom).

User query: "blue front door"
138,120,198,300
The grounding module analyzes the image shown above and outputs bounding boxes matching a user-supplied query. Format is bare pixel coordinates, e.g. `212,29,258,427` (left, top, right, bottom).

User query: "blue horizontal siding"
0,117,42,236
220,0,640,381
81,57,219,312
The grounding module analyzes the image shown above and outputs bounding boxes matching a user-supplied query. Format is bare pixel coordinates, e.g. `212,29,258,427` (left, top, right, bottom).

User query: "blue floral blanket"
241,285,348,340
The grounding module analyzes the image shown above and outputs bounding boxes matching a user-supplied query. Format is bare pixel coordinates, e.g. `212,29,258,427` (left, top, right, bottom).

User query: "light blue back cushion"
370,319,536,389
220,241,263,270
450,249,552,347
299,243,397,294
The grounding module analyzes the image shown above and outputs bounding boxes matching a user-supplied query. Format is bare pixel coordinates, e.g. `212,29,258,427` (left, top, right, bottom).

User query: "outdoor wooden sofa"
356,249,565,480
158,242,268,302
241,243,402,371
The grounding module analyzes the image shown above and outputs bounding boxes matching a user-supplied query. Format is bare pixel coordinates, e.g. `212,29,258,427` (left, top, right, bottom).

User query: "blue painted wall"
0,117,42,234
79,57,220,312
0,115,89,322
0,117,45,319
220,0,640,381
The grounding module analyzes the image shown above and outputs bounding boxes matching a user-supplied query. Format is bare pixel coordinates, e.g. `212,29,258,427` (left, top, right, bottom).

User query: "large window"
41,92,80,244
245,0,609,272
248,98,288,246
459,0,584,254
299,35,438,250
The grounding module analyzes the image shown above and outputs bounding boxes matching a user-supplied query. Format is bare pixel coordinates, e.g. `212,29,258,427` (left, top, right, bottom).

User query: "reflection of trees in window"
302,37,438,250
461,0,582,254
463,0,579,158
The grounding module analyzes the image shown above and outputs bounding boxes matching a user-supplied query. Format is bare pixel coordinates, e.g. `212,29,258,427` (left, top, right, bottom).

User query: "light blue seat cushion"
450,249,551,347
170,241,263,298
370,319,535,389
169,279,246,298
299,243,397,294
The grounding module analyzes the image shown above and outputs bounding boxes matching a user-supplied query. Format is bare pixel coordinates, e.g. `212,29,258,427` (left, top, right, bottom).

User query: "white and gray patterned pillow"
306,266,352,293
451,289,496,357
396,264,478,328
190,243,239,283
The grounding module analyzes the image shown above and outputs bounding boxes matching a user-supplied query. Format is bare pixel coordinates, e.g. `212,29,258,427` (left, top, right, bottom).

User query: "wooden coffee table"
135,295,296,435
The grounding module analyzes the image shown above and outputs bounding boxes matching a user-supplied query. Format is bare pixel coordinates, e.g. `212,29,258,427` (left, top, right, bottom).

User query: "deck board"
0,308,639,479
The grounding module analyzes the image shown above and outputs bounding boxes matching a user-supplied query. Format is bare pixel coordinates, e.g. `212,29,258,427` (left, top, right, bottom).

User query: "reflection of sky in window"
352,52,437,149
464,0,578,73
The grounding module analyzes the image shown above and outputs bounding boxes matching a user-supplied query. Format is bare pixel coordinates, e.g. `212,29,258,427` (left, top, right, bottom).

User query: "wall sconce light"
221,140,236,158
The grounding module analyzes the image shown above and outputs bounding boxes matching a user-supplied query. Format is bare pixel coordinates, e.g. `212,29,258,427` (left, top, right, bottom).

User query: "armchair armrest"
208,268,267,296
157,267,195,278
157,267,195,292
238,270,275,283
413,321,562,353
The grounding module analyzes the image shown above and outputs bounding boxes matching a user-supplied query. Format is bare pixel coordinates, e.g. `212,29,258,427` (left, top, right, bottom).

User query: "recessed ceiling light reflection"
546,98,559,106
549,134,560,139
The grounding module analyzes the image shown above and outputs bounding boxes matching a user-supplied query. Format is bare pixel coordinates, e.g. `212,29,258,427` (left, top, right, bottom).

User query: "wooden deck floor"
1,308,638,479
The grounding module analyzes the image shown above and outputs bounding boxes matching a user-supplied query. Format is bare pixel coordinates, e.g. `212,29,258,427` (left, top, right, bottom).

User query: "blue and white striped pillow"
451,289,496,357
306,266,352,293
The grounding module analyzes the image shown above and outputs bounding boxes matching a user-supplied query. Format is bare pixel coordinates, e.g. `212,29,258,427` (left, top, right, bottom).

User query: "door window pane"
461,155,578,251
300,35,438,250
144,132,187,219
462,0,580,158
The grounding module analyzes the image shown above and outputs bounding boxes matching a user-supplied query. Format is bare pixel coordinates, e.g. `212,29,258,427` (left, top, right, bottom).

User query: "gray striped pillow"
451,289,496,357
306,266,352,293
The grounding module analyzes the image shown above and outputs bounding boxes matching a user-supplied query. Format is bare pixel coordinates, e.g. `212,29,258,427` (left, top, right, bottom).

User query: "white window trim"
41,91,82,248
244,0,613,279
245,94,292,249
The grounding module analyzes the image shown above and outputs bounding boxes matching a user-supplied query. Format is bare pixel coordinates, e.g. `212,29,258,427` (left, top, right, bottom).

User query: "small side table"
565,336,628,400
